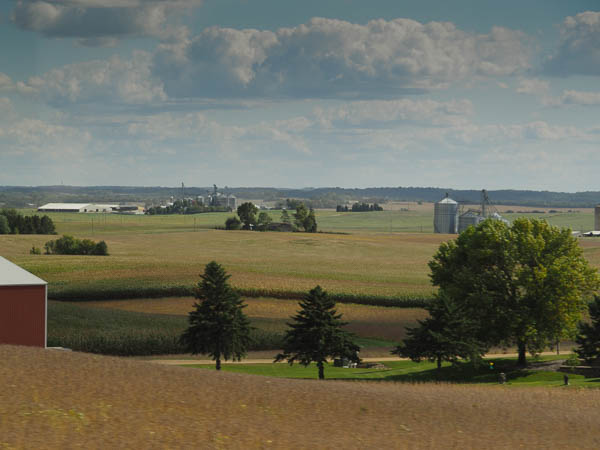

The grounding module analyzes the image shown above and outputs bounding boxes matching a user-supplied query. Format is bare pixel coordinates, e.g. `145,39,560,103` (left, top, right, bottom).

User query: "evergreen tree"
575,296,600,364
275,286,360,379
280,209,291,224
256,211,272,231
179,261,252,370
392,295,486,369
0,215,8,234
303,208,317,233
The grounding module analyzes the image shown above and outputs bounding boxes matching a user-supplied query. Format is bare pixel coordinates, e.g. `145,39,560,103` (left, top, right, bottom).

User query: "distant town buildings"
38,203,144,214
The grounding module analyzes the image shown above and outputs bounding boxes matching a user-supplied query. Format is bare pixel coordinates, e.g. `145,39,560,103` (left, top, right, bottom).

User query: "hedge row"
48,284,432,308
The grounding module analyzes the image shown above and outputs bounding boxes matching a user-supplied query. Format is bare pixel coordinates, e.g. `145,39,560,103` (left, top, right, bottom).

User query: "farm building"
38,203,122,213
0,256,47,348
38,203,92,213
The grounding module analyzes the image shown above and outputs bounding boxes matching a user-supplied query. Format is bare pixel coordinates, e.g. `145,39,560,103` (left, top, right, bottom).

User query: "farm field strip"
76,297,429,342
2,345,600,449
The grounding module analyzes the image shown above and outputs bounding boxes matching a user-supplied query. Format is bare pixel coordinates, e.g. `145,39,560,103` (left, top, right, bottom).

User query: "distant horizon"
2,184,600,195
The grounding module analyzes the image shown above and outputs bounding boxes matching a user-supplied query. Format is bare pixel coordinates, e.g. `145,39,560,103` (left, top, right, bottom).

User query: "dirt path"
149,351,563,366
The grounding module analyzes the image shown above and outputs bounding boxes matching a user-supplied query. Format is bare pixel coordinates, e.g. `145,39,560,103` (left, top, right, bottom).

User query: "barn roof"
38,203,90,210
0,256,47,286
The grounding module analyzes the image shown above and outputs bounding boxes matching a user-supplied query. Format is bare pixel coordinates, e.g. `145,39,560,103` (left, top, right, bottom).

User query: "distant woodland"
2,185,600,208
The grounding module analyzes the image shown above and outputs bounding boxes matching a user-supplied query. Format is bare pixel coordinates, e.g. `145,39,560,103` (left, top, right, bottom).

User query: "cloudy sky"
1,0,600,190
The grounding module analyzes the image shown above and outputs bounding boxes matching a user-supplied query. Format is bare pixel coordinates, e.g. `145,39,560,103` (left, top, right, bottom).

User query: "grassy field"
2,345,600,448
16,203,597,234
187,355,600,387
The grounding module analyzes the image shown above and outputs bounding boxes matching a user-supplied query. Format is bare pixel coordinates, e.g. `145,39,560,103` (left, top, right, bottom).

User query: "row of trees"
395,218,599,367
180,262,357,379
336,203,383,212
0,209,56,235
181,218,600,378
225,202,317,233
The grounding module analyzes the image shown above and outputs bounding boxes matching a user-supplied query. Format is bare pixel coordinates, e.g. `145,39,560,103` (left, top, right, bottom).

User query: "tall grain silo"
595,205,600,231
434,194,458,234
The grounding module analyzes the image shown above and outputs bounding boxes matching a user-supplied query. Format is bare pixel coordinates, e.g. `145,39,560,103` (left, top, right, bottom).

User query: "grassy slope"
187,356,600,387
2,345,600,449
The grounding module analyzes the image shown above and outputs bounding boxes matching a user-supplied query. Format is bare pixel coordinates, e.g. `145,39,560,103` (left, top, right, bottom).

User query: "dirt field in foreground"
2,345,600,449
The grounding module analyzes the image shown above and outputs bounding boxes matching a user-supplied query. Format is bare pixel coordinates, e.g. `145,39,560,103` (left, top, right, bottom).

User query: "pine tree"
275,286,360,379
575,296,600,364
179,261,252,370
392,295,486,369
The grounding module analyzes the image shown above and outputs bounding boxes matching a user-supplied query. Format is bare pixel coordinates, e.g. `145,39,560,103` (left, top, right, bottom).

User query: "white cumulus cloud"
544,11,600,76
154,17,531,99
16,51,166,105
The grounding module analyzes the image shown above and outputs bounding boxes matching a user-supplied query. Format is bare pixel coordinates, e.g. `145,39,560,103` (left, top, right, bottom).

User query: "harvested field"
2,345,600,449
1,231,445,299
78,297,429,342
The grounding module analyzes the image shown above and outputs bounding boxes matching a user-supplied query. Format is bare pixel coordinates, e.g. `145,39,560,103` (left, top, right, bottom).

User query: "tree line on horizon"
3,186,600,208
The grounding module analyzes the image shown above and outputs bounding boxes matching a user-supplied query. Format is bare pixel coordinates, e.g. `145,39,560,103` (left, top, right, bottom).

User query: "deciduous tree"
236,202,258,230
430,218,599,365
179,261,252,370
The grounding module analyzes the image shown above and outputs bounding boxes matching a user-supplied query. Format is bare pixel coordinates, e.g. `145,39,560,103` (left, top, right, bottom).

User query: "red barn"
0,256,47,348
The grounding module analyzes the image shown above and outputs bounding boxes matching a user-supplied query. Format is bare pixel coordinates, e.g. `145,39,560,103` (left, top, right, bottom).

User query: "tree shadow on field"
363,358,534,384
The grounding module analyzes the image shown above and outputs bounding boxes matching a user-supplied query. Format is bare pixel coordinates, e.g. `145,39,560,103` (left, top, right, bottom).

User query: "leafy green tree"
430,218,599,365
575,296,600,364
256,211,272,231
237,202,258,230
225,216,242,230
179,261,252,370
392,295,486,369
275,286,360,379
92,241,109,256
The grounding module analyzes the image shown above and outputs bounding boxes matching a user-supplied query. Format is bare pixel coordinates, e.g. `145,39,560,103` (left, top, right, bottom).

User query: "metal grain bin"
458,210,485,233
434,196,458,234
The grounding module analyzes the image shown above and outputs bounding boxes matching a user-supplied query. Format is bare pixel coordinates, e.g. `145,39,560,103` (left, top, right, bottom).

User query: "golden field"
2,208,599,300
1,230,449,298
2,345,600,449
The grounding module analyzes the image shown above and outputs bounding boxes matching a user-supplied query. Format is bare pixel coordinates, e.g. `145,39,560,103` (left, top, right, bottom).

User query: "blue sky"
1,1,600,191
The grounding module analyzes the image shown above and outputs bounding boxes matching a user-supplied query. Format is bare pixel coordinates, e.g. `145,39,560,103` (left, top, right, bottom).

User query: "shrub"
44,235,109,256
30,246,42,255
225,216,242,230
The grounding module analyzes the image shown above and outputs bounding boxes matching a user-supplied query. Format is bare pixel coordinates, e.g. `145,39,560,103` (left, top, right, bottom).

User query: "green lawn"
186,356,600,387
